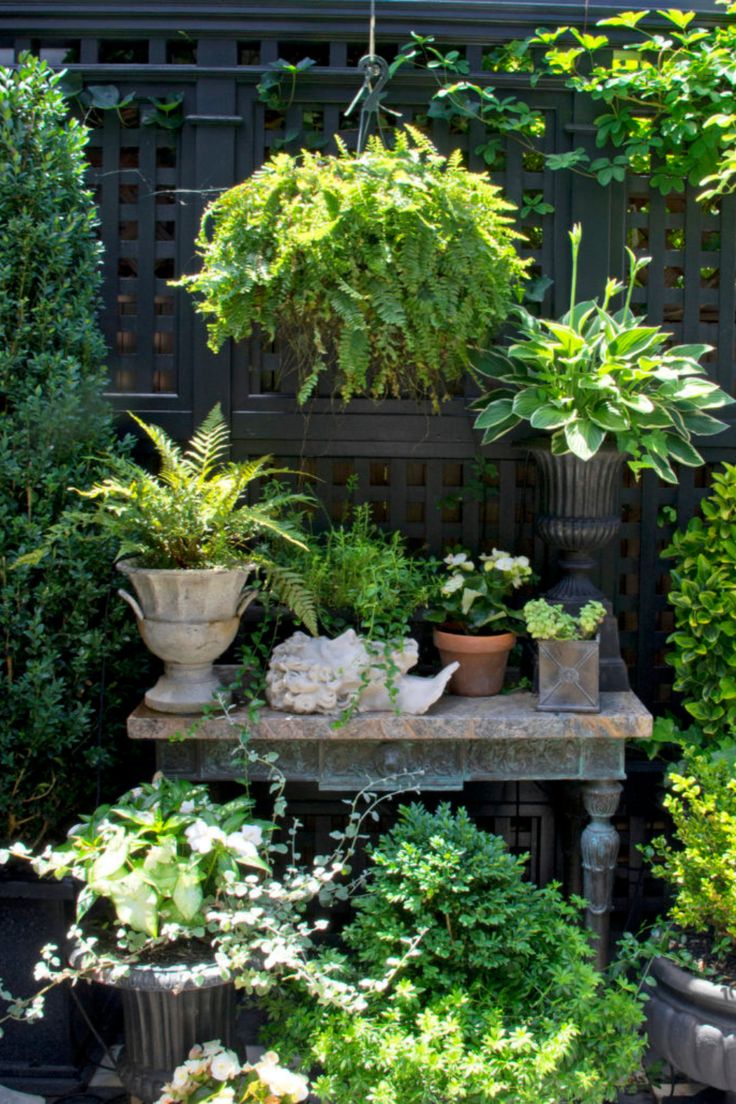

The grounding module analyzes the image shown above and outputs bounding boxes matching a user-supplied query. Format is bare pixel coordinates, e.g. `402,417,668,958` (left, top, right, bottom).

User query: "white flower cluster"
480,548,532,588
158,1041,309,1104
255,1051,310,1101
185,820,263,860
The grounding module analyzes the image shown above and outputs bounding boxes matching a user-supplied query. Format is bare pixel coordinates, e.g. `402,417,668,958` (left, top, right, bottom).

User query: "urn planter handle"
118,588,144,622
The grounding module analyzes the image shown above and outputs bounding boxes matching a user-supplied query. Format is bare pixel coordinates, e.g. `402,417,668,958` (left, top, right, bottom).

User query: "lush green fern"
74,406,318,633
177,130,528,409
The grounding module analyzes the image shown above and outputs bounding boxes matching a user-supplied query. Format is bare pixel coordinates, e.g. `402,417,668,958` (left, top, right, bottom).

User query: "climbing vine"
394,6,736,201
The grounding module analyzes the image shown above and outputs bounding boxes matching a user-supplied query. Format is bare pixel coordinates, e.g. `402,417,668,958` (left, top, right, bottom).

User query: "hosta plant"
523,598,607,640
426,548,533,634
177,129,528,407
5,775,270,953
473,224,732,482
159,1042,310,1104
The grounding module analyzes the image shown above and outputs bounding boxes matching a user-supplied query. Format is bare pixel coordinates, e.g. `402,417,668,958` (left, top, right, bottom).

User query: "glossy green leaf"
564,420,605,460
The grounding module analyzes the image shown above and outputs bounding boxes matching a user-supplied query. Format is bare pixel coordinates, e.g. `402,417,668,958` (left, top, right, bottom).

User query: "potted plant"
273,502,437,717
175,129,528,408
426,548,532,696
642,754,736,1095
263,803,646,1103
2,775,272,1104
292,502,434,643
73,404,317,714
471,223,733,691
158,1041,310,1104
522,598,607,712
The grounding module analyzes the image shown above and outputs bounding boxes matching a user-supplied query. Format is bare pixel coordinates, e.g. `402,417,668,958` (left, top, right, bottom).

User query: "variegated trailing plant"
472,224,733,482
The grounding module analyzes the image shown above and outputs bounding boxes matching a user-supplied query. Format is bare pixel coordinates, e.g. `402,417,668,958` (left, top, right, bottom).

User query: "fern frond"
259,559,318,635
231,505,309,548
185,403,231,482
129,413,185,489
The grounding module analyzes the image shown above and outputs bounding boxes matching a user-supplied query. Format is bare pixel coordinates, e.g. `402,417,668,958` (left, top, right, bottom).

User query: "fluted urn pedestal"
528,442,629,692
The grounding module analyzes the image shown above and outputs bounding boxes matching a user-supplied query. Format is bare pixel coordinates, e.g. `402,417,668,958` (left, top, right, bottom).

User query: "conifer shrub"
0,55,137,844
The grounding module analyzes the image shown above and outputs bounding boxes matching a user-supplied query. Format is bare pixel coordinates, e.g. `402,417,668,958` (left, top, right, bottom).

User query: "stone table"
128,689,652,967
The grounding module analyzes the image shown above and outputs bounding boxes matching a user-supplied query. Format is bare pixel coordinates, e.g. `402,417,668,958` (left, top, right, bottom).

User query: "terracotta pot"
433,627,515,697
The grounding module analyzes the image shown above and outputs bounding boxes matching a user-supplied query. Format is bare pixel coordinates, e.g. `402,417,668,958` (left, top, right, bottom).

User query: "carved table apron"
128,689,652,968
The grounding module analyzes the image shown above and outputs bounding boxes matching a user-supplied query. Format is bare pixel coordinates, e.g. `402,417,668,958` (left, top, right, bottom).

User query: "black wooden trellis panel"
2,0,735,722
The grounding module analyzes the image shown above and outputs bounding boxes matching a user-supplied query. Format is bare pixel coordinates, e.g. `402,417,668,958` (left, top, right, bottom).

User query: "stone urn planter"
433,628,515,697
527,441,629,692
84,958,235,1104
537,637,600,713
117,561,255,714
645,956,736,1097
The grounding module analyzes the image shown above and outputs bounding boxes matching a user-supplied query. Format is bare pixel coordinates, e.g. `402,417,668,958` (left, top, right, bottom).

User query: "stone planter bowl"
117,561,255,714
646,955,736,1098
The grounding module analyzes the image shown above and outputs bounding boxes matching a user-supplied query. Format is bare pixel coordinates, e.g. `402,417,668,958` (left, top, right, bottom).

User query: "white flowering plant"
0,741,422,1037
5,774,271,953
425,548,534,634
159,1041,310,1104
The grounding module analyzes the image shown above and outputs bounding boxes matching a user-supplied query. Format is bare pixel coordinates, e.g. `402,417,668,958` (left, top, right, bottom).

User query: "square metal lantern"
537,638,600,713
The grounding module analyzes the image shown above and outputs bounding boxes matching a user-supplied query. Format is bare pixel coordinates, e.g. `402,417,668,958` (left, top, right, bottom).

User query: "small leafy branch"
256,57,317,111
394,9,736,201
527,7,736,200
60,73,185,131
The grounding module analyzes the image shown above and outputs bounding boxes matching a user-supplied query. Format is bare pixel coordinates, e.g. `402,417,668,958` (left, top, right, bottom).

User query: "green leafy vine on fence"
60,72,185,131
394,7,736,201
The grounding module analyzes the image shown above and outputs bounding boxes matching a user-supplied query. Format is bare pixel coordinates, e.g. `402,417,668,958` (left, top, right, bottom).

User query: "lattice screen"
8,23,736,711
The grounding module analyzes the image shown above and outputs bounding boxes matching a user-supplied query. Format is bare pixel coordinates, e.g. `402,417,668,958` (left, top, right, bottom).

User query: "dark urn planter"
536,637,600,713
0,874,108,1094
90,959,236,1104
646,956,736,1099
527,441,629,692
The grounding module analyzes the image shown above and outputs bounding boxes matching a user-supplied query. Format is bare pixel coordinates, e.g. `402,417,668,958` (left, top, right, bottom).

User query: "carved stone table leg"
581,780,622,970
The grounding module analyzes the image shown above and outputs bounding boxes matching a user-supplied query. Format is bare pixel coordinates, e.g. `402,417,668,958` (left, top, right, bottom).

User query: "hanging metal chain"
344,0,401,152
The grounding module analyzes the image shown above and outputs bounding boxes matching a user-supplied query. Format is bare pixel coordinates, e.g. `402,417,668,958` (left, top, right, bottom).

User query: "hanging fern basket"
178,130,528,408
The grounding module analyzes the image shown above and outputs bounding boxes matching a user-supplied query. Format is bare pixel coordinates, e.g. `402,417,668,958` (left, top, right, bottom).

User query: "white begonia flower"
255,1054,309,1102
202,1040,225,1057
209,1089,235,1104
179,799,196,814
226,823,263,859
184,1058,208,1076
443,552,468,566
441,573,465,596
185,820,225,854
209,1049,240,1081
172,1067,190,1089
240,824,263,847
492,556,516,572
